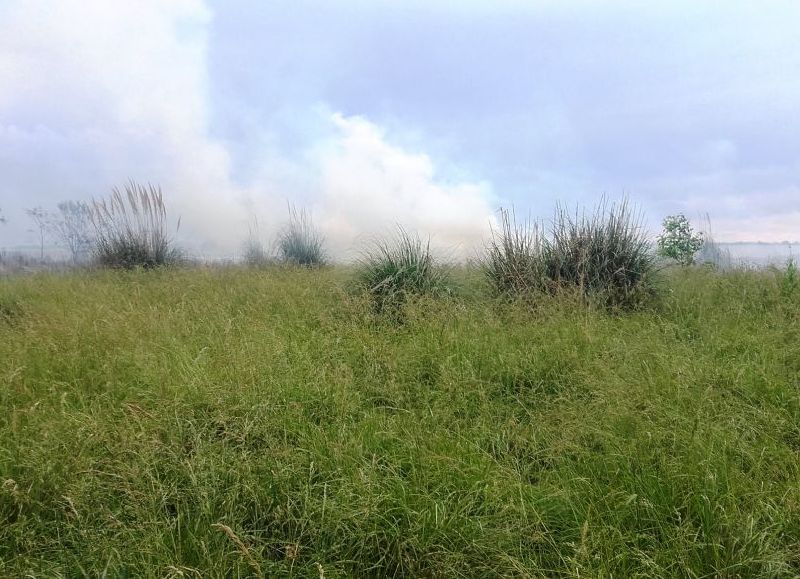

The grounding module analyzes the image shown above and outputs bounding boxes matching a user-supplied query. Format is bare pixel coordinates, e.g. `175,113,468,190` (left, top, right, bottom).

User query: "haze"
1,0,798,256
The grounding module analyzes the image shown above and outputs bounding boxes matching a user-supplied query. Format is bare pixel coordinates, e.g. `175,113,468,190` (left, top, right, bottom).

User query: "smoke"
311,114,495,258
0,0,496,258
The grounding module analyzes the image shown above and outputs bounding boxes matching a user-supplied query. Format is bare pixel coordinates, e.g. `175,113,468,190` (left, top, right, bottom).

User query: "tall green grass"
486,200,658,309
484,207,545,297
1,267,798,576
544,199,657,308
356,227,449,313
277,206,326,266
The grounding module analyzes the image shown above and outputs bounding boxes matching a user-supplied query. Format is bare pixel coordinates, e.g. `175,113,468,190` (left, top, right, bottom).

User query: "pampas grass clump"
90,181,181,269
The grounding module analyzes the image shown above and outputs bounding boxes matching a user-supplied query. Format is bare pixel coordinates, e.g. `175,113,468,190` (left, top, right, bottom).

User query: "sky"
1,0,799,257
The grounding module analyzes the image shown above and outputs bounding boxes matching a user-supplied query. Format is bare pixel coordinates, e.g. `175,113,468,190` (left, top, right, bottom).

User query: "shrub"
90,181,180,269
484,207,545,297
543,199,658,309
356,227,449,312
657,214,704,266
277,205,326,266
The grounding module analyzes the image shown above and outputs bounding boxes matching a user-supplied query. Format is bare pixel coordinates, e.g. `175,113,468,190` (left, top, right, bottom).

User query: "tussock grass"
698,214,735,270
484,207,545,297
485,200,658,309
242,219,272,267
277,206,326,266
1,267,799,576
356,227,449,313
242,237,271,267
90,181,181,269
544,199,657,309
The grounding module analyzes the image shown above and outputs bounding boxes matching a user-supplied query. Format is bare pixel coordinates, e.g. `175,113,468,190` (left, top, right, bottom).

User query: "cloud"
208,0,800,240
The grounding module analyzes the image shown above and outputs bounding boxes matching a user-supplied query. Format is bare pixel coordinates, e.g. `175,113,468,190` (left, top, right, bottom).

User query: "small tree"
657,214,703,266
0,207,6,225
48,201,93,263
25,207,48,260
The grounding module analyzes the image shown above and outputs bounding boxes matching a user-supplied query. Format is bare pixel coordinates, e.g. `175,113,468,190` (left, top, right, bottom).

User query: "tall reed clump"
544,199,657,309
484,199,658,309
484,207,545,297
277,205,326,266
356,227,449,312
90,182,181,269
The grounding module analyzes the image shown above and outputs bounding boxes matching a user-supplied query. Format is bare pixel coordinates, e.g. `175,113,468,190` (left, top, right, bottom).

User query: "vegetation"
24,207,48,260
485,200,657,309
20,202,94,264
484,207,545,297
658,213,704,266
242,219,271,267
89,182,181,269
0,251,68,276
544,200,657,309
242,237,271,267
1,266,798,576
697,215,734,270
276,206,325,267
356,227,449,312
781,257,798,297
48,201,94,263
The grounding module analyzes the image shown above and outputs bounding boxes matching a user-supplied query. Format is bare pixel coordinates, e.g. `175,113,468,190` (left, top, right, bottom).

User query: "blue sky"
1,0,799,255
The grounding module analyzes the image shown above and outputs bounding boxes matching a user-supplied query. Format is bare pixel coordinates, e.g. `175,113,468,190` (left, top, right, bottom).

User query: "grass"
484,207,545,297
356,227,449,313
485,200,658,309
277,206,326,267
1,265,799,576
544,199,657,309
90,181,181,269
242,221,272,268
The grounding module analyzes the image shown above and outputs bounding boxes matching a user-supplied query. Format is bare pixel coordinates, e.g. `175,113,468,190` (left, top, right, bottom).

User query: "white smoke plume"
0,0,496,259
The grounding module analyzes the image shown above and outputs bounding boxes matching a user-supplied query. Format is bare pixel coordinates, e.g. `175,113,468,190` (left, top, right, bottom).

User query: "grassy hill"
1,266,798,576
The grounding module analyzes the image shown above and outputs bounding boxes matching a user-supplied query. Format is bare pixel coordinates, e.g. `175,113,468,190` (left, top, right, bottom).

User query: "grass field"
1,266,799,576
